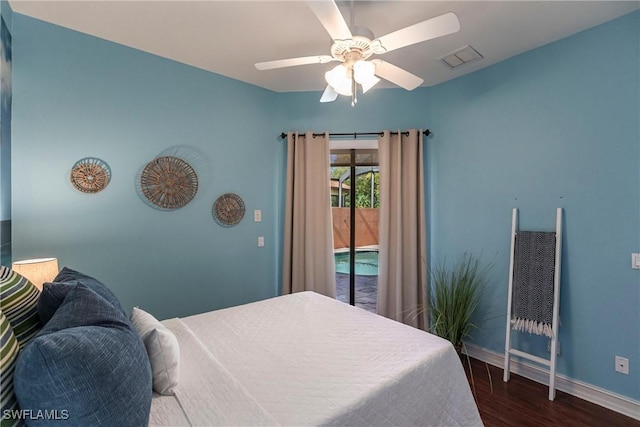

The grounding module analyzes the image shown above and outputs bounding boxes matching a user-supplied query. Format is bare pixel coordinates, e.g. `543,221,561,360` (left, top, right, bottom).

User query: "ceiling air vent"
439,45,483,69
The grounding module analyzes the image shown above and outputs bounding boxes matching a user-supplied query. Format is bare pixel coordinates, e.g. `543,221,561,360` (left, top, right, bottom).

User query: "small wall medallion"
70,157,111,193
212,193,245,227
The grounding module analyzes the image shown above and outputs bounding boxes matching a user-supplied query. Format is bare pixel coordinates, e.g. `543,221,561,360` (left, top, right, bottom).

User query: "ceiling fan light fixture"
334,79,353,97
353,60,380,94
353,60,375,84
361,76,380,94
325,64,352,96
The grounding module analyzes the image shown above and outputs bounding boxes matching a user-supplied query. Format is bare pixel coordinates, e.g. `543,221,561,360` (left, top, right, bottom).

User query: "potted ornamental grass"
429,253,490,352
427,252,493,395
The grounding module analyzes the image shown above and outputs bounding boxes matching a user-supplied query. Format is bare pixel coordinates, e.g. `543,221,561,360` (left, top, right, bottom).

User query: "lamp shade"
354,60,380,93
360,75,380,94
12,258,59,290
353,60,375,84
325,64,352,96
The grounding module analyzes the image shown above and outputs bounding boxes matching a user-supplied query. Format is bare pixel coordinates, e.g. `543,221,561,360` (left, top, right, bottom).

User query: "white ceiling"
9,1,640,93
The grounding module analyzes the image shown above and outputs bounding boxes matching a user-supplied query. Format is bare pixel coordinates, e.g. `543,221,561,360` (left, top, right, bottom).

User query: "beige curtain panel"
377,129,428,329
282,131,336,298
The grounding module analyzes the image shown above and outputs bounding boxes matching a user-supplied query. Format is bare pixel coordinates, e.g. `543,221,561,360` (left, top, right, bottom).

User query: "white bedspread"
150,291,482,426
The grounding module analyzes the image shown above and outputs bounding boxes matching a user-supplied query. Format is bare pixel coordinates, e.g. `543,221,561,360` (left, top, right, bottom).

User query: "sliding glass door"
330,145,379,312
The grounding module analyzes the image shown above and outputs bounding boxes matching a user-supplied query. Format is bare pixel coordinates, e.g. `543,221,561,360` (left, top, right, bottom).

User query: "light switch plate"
254,210,262,222
632,253,640,270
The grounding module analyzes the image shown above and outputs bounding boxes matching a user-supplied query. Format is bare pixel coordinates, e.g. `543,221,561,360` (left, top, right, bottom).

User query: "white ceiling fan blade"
306,0,352,41
372,59,423,91
319,85,339,103
255,55,335,70
373,12,460,54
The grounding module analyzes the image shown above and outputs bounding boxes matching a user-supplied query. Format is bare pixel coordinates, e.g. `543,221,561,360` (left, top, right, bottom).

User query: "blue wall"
428,11,639,400
12,14,284,319
9,8,639,402
280,87,430,132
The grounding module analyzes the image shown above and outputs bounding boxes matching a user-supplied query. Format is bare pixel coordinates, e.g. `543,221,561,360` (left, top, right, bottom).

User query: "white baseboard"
463,343,640,421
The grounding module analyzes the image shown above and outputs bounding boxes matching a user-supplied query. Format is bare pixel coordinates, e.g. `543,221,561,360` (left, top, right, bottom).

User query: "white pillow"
130,307,180,395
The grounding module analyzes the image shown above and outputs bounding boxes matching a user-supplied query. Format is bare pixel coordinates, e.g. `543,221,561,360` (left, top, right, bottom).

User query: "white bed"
148,291,483,427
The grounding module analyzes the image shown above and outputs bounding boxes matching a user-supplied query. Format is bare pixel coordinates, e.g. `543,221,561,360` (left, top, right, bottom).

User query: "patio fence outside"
332,208,379,250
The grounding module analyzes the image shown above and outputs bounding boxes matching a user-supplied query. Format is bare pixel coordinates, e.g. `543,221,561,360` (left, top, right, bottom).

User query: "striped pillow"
1,310,23,427
0,266,42,349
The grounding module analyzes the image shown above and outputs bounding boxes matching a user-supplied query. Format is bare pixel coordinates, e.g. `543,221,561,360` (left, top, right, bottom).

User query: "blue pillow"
14,284,152,427
37,281,76,325
41,267,127,319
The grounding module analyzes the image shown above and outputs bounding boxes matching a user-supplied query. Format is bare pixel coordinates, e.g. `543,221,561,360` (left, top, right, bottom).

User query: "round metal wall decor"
139,156,198,210
212,193,245,227
70,157,111,193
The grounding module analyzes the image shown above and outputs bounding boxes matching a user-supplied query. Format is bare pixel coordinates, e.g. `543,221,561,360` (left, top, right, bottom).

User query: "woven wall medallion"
70,157,111,193
139,156,198,210
212,193,245,227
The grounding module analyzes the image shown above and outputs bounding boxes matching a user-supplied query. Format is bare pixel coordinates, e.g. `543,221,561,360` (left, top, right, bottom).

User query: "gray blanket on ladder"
512,231,556,338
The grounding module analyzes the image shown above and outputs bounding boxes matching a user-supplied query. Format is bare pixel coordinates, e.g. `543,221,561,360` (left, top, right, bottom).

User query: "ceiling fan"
255,0,460,106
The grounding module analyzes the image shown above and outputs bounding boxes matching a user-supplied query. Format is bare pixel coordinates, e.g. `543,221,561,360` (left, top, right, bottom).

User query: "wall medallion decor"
70,157,111,193
139,156,198,210
212,193,245,227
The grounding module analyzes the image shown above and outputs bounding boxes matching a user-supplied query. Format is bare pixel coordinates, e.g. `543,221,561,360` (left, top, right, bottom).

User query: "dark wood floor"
464,357,640,427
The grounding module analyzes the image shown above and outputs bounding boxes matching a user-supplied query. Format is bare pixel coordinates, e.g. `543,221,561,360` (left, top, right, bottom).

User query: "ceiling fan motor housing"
330,25,385,63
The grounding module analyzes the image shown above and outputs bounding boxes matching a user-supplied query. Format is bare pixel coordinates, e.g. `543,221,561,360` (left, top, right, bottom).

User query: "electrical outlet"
258,236,264,247
615,356,629,374
547,339,560,355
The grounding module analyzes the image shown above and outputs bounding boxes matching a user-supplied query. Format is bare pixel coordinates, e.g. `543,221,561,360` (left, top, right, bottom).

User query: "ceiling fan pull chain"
351,75,357,107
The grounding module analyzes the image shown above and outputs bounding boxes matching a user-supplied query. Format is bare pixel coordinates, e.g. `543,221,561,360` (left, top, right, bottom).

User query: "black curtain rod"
279,129,431,139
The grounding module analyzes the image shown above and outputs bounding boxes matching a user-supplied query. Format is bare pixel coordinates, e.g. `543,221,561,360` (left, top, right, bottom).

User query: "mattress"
149,291,482,426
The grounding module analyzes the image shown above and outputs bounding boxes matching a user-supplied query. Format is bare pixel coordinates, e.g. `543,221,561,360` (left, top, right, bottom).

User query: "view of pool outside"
334,250,379,276
334,248,378,313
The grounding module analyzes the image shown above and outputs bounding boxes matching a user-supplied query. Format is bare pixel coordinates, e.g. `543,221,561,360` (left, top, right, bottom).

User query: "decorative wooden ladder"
503,208,563,401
